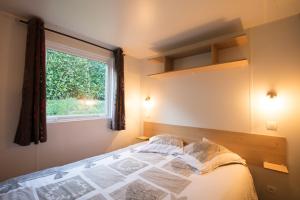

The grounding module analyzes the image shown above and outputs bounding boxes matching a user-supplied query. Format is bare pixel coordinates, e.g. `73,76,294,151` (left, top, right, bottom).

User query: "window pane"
46,48,107,117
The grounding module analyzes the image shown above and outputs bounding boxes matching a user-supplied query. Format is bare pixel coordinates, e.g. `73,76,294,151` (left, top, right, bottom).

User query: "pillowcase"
137,135,184,155
149,135,183,146
201,152,246,173
179,138,246,174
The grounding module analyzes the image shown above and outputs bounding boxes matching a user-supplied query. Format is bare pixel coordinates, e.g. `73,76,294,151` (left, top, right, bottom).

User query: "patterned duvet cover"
0,142,257,200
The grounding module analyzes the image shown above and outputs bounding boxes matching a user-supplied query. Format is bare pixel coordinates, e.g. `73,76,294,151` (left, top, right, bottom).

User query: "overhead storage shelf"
149,32,247,61
148,59,248,79
148,32,249,79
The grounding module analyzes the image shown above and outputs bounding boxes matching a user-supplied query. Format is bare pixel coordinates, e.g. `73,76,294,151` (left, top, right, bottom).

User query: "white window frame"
46,40,113,123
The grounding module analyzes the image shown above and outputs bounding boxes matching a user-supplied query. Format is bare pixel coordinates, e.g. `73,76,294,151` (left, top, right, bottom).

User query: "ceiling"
0,0,300,58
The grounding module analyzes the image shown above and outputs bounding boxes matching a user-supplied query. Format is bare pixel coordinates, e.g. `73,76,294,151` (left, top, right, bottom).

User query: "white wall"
141,14,300,200
0,13,142,181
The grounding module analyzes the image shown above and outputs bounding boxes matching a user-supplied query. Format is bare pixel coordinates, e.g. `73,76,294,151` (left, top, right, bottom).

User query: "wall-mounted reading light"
262,90,280,112
267,90,277,98
264,90,281,131
265,90,280,111
257,89,286,131
145,96,151,102
144,96,153,118
144,96,152,110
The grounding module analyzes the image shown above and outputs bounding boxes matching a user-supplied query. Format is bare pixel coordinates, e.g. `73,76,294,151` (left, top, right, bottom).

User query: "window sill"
47,115,110,124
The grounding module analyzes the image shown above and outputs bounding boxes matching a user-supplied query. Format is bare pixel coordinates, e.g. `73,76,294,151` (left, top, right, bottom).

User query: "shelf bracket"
164,57,174,72
211,44,218,64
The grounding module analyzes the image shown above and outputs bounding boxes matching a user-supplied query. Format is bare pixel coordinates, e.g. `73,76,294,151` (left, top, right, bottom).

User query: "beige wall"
141,14,300,200
249,14,300,200
0,13,142,181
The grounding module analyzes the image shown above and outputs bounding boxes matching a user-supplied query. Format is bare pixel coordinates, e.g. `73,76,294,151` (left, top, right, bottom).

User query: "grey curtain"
15,17,47,146
111,48,125,130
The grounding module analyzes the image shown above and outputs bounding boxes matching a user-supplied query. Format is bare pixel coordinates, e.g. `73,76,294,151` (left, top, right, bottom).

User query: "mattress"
0,142,258,200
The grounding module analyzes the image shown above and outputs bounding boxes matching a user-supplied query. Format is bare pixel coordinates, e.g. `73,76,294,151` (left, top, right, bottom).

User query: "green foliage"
46,49,107,116
47,98,105,115
46,49,107,101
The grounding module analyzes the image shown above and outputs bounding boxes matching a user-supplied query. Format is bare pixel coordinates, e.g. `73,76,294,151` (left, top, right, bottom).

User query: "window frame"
45,40,113,123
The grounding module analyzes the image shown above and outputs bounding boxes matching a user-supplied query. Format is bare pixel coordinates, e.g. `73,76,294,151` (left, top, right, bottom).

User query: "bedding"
0,142,257,200
137,135,184,155
149,135,183,147
180,138,246,174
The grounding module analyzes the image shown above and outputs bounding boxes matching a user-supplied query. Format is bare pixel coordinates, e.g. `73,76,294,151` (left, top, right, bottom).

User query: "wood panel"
148,59,248,79
263,162,288,173
211,44,218,64
144,122,287,167
148,32,247,60
214,34,248,49
164,57,174,71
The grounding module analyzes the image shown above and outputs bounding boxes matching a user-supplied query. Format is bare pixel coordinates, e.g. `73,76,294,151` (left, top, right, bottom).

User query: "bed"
0,141,257,200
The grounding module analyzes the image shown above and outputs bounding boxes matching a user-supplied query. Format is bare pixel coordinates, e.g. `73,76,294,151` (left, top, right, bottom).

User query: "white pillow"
179,139,246,174
201,152,246,173
183,140,224,162
137,135,184,155
149,135,183,146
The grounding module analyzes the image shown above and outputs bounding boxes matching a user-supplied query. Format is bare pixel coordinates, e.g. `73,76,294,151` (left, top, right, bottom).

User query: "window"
46,45,112,122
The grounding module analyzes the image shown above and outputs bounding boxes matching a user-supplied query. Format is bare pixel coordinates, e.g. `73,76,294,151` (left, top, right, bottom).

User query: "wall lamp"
144,96,153,117
267,90,277,98
265,90,280,131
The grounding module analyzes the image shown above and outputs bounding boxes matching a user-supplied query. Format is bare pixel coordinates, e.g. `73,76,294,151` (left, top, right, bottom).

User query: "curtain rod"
19,19,114,52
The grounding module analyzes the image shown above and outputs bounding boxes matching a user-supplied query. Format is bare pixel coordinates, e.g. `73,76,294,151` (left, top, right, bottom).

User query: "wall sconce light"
144,96,153,118
144,96,152,109
258,89,285,131
267,90,277,98
264,90,280,131
263,90,279,111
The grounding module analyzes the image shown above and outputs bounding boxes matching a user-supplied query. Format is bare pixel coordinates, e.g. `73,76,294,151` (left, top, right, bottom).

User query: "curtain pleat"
15,17,47,146
111,48,125,130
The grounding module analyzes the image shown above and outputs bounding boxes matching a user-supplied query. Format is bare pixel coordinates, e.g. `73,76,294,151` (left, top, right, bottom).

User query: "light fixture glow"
144,96,153,117
260,90,284,120
267,90,277,98
144,96,152,109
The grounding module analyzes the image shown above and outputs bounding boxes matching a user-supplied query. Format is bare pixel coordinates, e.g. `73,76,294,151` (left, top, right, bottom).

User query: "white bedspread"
0,142,257,200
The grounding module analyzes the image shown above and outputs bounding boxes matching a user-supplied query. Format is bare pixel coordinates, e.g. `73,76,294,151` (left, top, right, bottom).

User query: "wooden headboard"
144,122,287,167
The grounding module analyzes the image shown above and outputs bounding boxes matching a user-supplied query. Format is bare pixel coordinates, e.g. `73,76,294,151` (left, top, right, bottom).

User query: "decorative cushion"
179,138,246,174
137,135,184,155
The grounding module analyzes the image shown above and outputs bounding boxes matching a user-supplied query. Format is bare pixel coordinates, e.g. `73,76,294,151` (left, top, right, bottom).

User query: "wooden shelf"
149,32,248,61
263,161,289,174
148,32,249,78
148,59,248,79
136,136,150,141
